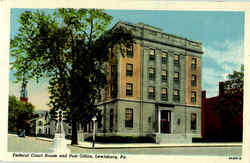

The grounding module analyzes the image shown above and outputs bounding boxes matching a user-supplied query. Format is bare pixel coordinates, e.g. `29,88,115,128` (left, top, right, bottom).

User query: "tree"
8,96,34,134
10,8,133,144
215,67,243,138
224,65,244,96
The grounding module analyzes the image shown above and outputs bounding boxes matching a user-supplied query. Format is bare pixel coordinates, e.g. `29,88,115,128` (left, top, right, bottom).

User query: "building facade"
29,111,50,136
84,22,203,143
29,111,72,138
201,82,243,140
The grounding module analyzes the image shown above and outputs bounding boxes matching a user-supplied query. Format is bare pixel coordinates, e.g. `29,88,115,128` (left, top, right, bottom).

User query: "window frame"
173,89,180,102
148,86,155,100
126,83,133,96
127,44,133,58
174,72,180,81
162,52,167,64
125,108,133,128
149,49,155,61
191,57,197,70
191,113,197,131
161,88,168,101
174,55,180,65
126,63,133,77
191,74,197,87
191,91,197,104
162,69,168,82
148,67,155,81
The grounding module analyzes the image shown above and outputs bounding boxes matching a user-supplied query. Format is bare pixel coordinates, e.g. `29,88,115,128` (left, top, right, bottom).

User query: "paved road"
8,135,242,156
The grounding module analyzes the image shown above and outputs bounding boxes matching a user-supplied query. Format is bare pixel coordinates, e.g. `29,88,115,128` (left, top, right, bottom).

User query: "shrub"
85,136,155,143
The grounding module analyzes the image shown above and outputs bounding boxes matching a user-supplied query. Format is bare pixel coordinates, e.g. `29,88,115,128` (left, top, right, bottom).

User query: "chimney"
219,82,224,97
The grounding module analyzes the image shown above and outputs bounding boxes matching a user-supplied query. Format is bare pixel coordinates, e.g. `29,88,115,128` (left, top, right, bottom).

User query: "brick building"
81,22,203,143
201,82,243,139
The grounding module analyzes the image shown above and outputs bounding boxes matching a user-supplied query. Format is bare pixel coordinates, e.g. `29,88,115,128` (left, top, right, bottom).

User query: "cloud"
202,39,244,97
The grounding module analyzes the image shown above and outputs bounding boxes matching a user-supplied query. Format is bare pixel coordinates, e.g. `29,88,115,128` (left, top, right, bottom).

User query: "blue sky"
9,9,244,110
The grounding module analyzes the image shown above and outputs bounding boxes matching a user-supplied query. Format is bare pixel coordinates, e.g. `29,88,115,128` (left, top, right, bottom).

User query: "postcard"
1,0,250,163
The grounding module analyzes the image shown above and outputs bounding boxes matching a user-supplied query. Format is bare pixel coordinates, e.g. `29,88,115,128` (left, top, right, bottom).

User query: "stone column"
158,110,161,134
171,112,174,134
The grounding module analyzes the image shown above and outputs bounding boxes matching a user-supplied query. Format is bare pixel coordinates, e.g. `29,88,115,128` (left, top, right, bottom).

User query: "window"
173,89,180,102
174,72,179,81
161,88,168,101
191,113,197,130
148,67,155,81
149,49,155,60
111,84,117,98
191,91,196,104
174,55,180,64
110,109,113,130
148,86,155,100
126,63,133,76
191,57,197,70
126,83,133,96
125,108,133,128
39,121,43,126
162,70,168,82
127,44,133,58
162,52,167,64
191,74,197,87
68,129,71,133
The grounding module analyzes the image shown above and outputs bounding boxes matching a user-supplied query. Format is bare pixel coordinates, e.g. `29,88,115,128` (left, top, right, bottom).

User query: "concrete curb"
36,137,72,145
77,145,243,149
74,143,242,149
35,137,242,149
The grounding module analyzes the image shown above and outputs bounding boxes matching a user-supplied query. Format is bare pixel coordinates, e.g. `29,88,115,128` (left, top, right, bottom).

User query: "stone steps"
155,133,192,144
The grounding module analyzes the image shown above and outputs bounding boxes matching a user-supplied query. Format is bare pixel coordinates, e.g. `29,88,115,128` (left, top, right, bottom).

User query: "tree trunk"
71,118,78,145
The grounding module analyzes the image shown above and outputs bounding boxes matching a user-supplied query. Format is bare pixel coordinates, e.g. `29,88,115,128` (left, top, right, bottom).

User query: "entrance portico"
157,109,174,134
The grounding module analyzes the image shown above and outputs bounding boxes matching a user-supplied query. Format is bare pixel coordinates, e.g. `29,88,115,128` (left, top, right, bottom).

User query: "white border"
1,1,250,163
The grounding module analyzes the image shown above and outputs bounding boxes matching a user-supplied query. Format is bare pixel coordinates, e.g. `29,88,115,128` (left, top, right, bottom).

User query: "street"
8,134,242,156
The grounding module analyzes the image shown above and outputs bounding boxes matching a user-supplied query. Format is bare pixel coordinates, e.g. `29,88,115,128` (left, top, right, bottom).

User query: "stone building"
29,111,72,138
83,22,203,143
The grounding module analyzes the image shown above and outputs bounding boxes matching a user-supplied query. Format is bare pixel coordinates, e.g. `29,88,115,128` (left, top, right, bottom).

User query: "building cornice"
96,98,201,109
134,36,203,55
114,21,203,55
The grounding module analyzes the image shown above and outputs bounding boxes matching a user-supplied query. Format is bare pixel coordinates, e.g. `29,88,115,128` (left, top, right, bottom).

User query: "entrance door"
161,110,171,133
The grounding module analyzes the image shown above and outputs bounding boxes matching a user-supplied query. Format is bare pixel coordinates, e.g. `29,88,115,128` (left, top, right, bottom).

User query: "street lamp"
92,115,97,148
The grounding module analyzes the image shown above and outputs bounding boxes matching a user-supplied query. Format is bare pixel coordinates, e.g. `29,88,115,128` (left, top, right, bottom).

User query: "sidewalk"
36,137,242,149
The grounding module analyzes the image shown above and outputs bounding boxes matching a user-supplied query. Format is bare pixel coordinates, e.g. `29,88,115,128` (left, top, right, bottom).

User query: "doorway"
161,110,171,133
